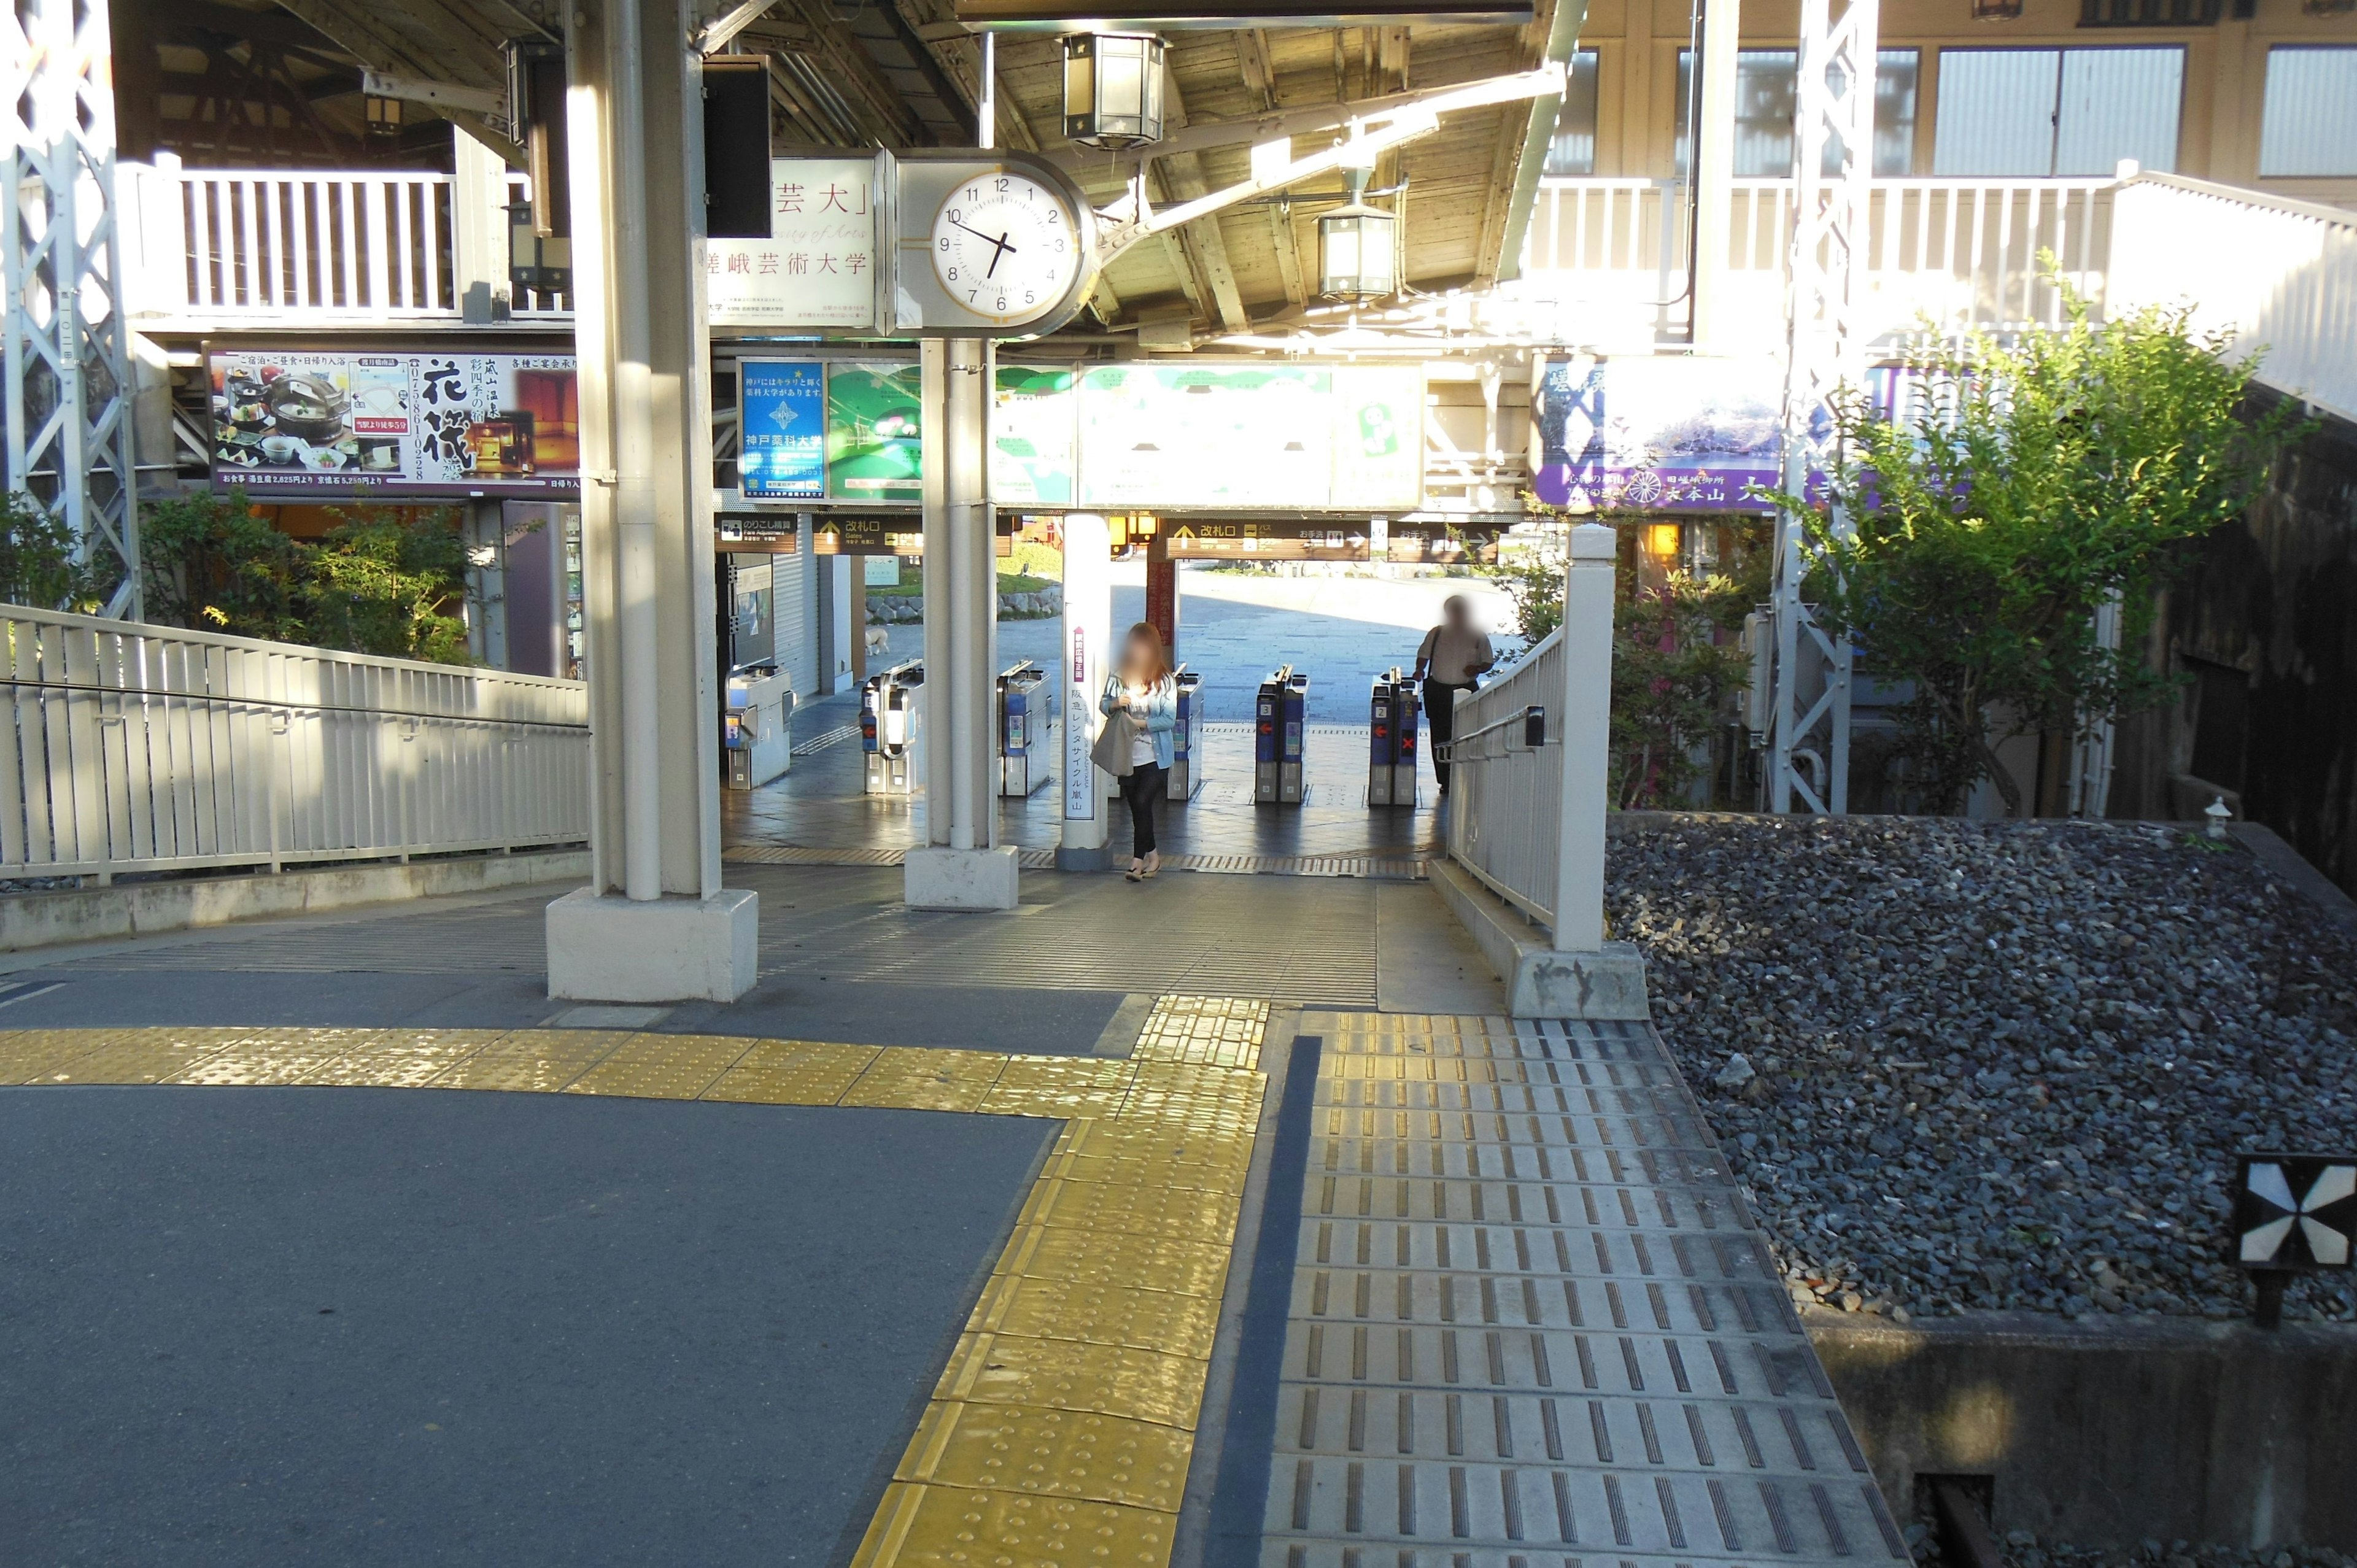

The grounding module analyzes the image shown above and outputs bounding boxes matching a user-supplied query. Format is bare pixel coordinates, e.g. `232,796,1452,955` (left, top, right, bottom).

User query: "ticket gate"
1167,666,1202,802
997,660,1051,797
1368,668,1420,806
722,666,795,791
1254,666,1309,805
861,660,924,795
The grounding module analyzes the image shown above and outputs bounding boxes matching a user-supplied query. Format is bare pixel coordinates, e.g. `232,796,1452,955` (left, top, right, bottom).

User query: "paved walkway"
0,871,1898,1567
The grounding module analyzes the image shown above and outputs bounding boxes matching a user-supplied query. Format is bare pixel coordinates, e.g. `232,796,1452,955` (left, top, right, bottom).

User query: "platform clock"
929,168,1083,330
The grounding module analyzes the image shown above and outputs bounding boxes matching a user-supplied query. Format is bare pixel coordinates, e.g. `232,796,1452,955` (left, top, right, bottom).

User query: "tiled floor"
1253,1013,1909,1568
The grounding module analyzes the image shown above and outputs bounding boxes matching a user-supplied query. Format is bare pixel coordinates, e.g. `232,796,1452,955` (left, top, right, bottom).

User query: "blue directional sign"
738,360,826,500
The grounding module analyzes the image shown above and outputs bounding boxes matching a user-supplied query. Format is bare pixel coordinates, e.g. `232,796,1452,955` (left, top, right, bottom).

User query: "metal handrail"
0,677,588,731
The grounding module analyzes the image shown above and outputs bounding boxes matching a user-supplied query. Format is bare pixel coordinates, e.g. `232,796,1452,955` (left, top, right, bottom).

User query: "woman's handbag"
1091,706,1139,778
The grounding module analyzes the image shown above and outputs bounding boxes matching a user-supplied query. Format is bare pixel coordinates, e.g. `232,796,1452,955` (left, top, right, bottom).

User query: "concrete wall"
1809,1310,2357,1550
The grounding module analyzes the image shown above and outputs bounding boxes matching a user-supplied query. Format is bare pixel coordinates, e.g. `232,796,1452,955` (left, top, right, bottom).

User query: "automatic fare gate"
861,660,924,795
1368,667,1420,806
1168,666,1202,801
1255,666,1309,805
997,660,1050,797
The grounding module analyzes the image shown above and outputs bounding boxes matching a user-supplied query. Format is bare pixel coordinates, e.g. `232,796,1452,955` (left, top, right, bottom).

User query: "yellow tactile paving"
565,1032,756,1100
970,1272,1223,1361
934,1330,1212,1431
167,1027,390,1086
0,1000,1273,1568
897,1400,1194,1512
425,1029,633,1093
840,1046,1009,1113
992,1222,1236,1299
301,1029,509,1088
854,1480,1175,1568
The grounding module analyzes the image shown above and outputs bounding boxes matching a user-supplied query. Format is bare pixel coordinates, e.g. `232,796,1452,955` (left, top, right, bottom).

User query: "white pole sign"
1060,512,1112,859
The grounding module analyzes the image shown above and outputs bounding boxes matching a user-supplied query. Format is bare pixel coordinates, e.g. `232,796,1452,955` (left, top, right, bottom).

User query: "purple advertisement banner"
1533,355,1785,514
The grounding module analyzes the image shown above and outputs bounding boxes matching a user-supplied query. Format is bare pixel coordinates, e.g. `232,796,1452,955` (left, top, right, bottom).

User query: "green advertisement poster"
1331,364,1424,511
991,365,1077,506
1077,364,1335,509
826,361,922,501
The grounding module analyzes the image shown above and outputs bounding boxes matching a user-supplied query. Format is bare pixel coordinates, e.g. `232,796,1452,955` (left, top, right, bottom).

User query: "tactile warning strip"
1257,1013,1908,1568
0,1005,1275,1568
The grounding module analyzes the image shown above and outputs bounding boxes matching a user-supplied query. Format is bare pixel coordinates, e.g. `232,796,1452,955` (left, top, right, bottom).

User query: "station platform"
0,866,1895,1567
723,688,1447,872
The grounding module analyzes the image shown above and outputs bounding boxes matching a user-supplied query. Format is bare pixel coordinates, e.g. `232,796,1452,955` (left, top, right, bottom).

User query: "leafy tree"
304,503,474,663
1492,521,1764,809
138,489,309,641
1768,276,2309,814
0,491,117,612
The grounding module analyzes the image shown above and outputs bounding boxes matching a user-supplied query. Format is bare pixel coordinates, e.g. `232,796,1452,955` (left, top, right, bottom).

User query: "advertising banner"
826,362,924,501
708,156,881,330
738,360,827,500
208,349,579,498
990,365,1077,506
1532,355,1783,514
1073,363,1423,511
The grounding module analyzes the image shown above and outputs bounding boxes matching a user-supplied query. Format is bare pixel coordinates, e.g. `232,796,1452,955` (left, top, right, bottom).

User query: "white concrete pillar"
1690,0,1741,351
451,130,513,325
905,336,1017,909
1552,523,1615,952
544,0,757,1002
1056,513,1113,871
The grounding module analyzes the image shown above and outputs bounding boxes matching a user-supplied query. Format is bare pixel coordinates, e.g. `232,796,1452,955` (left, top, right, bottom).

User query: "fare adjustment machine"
1367,668,1420,806
1167,666,1202,801
997,661,1051,797
1254,666,1309,805
861,660,924,795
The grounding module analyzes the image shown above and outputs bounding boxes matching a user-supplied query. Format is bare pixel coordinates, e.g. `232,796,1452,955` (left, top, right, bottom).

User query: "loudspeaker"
702,56,772,240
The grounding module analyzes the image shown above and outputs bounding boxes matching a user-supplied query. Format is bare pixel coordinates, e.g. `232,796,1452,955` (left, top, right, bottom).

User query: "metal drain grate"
1164,854,1427,881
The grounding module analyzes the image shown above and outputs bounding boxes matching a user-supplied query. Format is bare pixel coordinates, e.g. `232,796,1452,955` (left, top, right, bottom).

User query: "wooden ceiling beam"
1151,71,1249,333
785,0,922,146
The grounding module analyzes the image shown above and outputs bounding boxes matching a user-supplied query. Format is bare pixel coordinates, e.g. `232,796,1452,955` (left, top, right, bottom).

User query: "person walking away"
1094,622,1178,881
1412,594,1495,795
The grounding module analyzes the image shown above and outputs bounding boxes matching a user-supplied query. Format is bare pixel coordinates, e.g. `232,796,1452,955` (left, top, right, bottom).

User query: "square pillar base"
905,846,1020,910
1430,856,1649,1020
546,887,759,1002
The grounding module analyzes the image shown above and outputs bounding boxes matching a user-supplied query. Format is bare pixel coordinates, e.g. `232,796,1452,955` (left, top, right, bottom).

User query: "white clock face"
931,171,1080,327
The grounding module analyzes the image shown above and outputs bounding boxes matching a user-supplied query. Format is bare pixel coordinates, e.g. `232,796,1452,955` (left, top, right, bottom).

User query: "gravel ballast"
1606,816,2357,1324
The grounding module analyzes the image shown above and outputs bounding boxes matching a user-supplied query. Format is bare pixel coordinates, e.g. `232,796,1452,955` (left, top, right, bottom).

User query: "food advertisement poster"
1532,355,1782,513
738,360,826,500
208,350,580,498
990,365,1077,506
826,362,923,501
707,156,880,330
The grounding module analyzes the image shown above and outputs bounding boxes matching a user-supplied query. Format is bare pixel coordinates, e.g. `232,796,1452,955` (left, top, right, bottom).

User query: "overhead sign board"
811,514,1015,557
1163,519,1371,562
207,349,579,498
718,514,802,554
708,156,886,331
738,360,827,500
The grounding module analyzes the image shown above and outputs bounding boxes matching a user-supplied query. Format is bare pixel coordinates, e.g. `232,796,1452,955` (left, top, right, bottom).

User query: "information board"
1162,519,1371,562
708,156,881,330
717,514,802,554
207,349,578,498
738,360,826,499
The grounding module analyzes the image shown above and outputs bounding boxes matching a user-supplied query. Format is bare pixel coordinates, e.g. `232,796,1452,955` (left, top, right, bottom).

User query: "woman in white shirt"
1099,622,1178,881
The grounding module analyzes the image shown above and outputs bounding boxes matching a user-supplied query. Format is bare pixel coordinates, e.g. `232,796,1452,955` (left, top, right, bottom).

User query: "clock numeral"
947,209,959,223
994,177,1008,192
1047,209,1059,225
1053,239,1066,253
1024,291,1035,306
946,267,957,280
939,237,949,250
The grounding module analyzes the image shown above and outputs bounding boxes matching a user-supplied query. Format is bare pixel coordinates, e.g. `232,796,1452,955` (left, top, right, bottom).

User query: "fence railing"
2108,171,2357,426
1445,628,1567,930
1521,176,2116,350
119,163,572,325
0,607,590,881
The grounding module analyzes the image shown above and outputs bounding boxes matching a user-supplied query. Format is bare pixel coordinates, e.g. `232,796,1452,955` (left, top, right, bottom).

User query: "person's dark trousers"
1423,680,1473,793
1119,762,1167,857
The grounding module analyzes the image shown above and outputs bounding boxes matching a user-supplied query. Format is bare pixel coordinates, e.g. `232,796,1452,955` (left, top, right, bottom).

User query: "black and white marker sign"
2233,1154,2356,1270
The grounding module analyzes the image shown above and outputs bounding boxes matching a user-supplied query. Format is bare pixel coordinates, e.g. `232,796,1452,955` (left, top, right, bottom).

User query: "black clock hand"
951,218,1017,263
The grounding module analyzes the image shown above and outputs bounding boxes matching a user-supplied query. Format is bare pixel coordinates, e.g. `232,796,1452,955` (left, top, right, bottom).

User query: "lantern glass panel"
1063,38,1094,120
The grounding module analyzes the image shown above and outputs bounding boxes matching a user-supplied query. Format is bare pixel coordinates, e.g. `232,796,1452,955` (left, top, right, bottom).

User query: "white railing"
2108,172,2357,427
0,606,590,881
118,163,572,325
1446,627,1566,928
1521,176,2116,350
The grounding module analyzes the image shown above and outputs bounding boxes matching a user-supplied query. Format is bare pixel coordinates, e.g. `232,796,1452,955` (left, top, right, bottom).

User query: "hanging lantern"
1062,33,1166,150
1971,0,2024,18
1317,169,1399,302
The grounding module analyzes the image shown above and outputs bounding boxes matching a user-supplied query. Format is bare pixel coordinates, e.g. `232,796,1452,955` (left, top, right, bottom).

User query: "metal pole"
978,32,997,152
1689,0,1740,350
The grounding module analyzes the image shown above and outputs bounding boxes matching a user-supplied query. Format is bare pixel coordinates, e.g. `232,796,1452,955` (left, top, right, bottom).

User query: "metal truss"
1766,0,1877,814
6,0,142,618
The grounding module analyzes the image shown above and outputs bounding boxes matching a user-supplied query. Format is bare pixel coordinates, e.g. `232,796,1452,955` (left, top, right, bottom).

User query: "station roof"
122,0,1572,347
